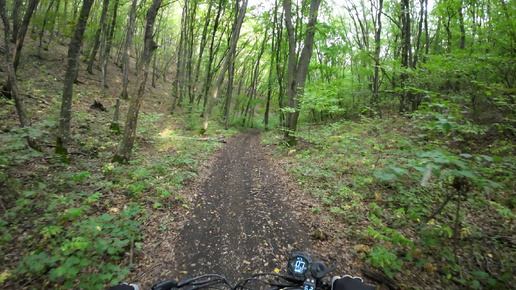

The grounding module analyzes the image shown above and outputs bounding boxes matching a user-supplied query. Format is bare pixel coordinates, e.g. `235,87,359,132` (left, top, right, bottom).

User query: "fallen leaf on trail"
354,244,371,252
274,268,280,274
0,269,11,283
424,263,435,272
243,260,251,265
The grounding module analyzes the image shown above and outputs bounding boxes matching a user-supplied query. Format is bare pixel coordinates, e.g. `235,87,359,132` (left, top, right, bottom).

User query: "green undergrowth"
265,115,515,288
1,96,236,288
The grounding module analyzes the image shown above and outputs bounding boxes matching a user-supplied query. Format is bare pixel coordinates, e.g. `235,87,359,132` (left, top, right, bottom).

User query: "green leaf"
374,170,396,181
72,171,90,182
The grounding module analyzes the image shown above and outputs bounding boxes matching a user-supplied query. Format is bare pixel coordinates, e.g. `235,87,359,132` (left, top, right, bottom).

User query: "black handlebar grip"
151,280,178,290
333,277,375,290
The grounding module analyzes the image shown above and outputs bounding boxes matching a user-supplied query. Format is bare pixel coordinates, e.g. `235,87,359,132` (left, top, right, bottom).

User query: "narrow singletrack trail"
173,130,309,283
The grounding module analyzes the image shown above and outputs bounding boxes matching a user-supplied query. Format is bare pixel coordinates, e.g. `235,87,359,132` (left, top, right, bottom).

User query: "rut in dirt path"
173,130,309,283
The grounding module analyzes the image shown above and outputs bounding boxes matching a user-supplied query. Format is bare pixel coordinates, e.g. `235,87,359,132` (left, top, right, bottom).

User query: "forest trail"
173,129,309,283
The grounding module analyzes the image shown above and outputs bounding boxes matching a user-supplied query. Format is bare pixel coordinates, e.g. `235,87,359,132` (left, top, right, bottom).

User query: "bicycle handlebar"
151,252,336,290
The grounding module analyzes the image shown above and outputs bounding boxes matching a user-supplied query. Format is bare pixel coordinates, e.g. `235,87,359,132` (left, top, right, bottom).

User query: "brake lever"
152,279,178,290
311,261,338,279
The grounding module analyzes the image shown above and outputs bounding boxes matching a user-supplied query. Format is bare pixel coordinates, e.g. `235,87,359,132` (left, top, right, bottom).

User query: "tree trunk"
86,0,109,74
400,0,411,112
224,52,235,130
186,0,198,105
372,0,383,114
275,7,286,128
121,0,137,100
46,0,60,50
203,0,248,131
37,0,55,55
198,0,223,111
265,3,277,131
11,0,22,43
110,98,121,133
0,0,40,150
113,0,162,163
283,0,322,145
244,31,268,127
101,0,119,93
55,0,94,161
171,2,187,111
458,0,466,49
413,0,424,68
12,0,40,71
193,0,213,102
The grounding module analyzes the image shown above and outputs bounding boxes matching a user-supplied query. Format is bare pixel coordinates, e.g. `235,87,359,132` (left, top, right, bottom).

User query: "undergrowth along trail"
263,116,516,289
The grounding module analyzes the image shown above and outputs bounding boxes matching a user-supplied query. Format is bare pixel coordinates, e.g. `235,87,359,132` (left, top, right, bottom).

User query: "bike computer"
287,252,312,279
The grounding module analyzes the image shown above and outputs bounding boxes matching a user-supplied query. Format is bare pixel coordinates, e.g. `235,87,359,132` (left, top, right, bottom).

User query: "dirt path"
173,129,310,283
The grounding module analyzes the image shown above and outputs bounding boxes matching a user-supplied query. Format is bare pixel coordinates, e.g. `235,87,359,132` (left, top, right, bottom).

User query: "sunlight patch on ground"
159,128,176,139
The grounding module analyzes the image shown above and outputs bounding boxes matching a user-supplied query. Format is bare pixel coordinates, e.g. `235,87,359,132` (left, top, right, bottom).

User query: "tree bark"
400,0,412,112
372,0,383,113
55,0,94,161
121,0,137,100
275,8,286,128
203,0,248,131
224,51,235,130
86,0,110,74
113,0,162,163
283,0,322,145
12,0,40,71
193,0,213,102
458,0,466,49
101,0,119,93
265,3,277,131
198,0,223,111
0,0,40,150
11,0,22,43
171,2,188,111
37,0,55,55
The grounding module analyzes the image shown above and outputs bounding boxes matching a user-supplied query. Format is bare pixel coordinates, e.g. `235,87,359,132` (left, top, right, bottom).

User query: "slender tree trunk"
110,98,121,133
11,0,22,43
38,0,55,55
283,0,322,145
198,0,223,112
186,0,198,105
458,0,466,49
121,0,137,100
193,0,213,98
424,0,429,56
244,31,268,127
11,0,40,71
171,3,187,111
224,52,235,130
101,0,119,93
0,0,40,150
203,0,248,131
46,0,60,50
86,0,109,74
372,0,383,114
113,0,162,163
275,8,286,128
265,5,277,131
400,0,411,112
413,0,424,68
55,0,94,161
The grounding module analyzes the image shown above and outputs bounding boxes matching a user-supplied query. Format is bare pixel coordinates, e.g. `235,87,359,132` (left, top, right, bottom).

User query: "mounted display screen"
287,252,312,279
291,256,308,274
